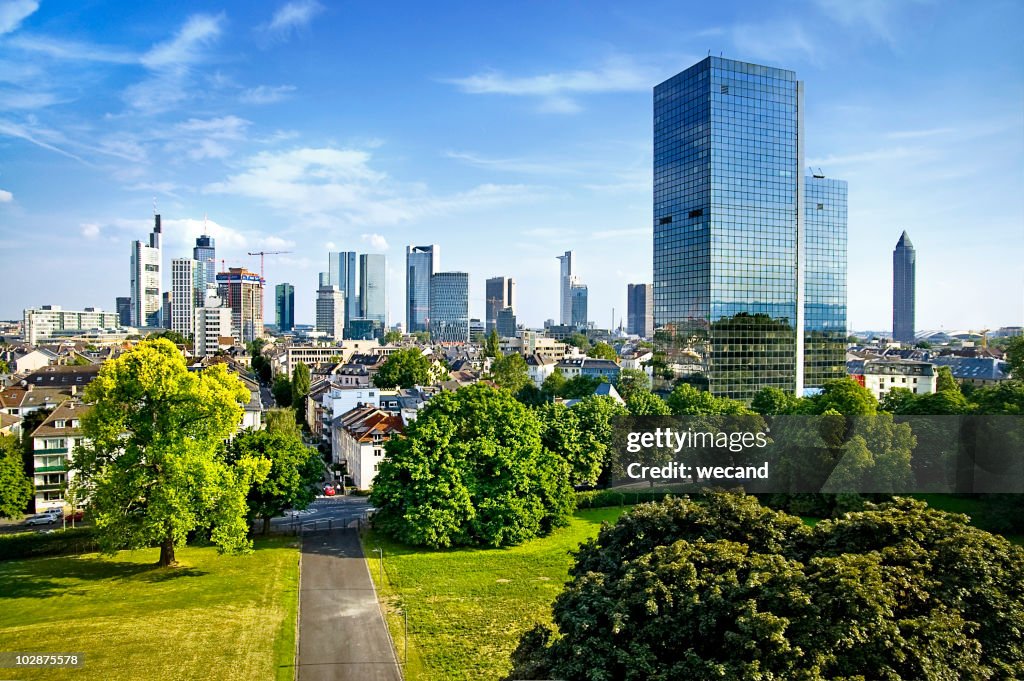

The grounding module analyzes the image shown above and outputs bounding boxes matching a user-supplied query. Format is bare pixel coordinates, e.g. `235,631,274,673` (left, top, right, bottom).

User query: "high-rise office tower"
130,213,162,328
893,231,916,343
171,258,203,339
804,176,848,388
216,267,264,342
194,304,232,357
115,296,131,327
316,285,345,340
359,254,387,324
328,251,360,325
654,56,845,400
161,292,172,330
318,272,331,288
570,284,588,328
407,245,439,333
557,251,579,325
496,307,517,338
193,233,216,293
485,276,517,334
429,272,469,343
276,283,295,332
627,284,654,337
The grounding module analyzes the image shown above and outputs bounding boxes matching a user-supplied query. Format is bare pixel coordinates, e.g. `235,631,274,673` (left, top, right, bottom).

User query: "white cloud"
813,0,907,45
0,0,38,35
445,57,658,114
0,118,92,164
806,146,926,167
240,84,296,104
0,188,13,202
731,22,819,64
204,146,543,227
80,222,100,238
445,150,579,176
324,241,337,250
361,233,389,251
263,1,323,37
0,90,59,110
885,127,954,140
6,34,137,63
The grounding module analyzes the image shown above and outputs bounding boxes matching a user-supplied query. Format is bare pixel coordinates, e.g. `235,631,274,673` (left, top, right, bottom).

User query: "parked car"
25,512,59,526
64,509,85,522
323,485,336,497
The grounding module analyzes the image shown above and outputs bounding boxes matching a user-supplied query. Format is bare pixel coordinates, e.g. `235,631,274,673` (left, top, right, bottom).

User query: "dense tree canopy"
291,362,311,422
751,386,801,415
508,493,1024,681
666,383,750,415
536,395,628,487
489,353,530,394
614,368,650,402
0,435,32,519
587,342,619,361
372,347,432,389
75,339,267,566
371,384,574,547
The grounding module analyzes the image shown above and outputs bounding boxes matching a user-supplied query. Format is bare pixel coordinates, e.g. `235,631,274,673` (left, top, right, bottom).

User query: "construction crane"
247,251,293,280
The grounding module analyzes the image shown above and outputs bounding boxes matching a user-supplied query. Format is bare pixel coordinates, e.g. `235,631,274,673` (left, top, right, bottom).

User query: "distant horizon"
1,2,1021,330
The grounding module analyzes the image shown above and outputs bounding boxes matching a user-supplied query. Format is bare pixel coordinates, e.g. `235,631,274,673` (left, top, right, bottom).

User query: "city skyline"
0,2,1021,331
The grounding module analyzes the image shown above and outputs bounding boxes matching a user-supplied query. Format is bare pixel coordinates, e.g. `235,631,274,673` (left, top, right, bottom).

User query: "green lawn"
363,508,625,681
0,537,300,681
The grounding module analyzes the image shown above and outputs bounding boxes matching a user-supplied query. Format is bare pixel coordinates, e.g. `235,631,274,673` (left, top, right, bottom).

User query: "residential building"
929,356,1011,387
485,276,516,334
557,251,579,325
329,251,360,324
627,284,654,337
525,353,556,387
360,254,387,325
130,213,162,328
216,267,265,343
804,176,848,389
429,272,469,343
496,307,517,338
499,332,569,362
555,357,621,382
23,306,121,345
193,233,216,293
653,56,846,400
570,284,588,329
171,258,203,340
316,285,345,340
194,304,232,357
31,401,87,511
406,245,439,333
893,231,916,343
116,296,131,327
275,283,295,332
332,406,404,490
851,359,936,400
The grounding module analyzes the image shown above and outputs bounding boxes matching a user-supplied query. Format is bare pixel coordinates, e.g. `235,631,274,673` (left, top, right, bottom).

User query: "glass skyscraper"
429,271,469,343
193,234,216,293
275,282,295,332
359,254,387,324
654,56,846,400
328,251,360,325
893,231,915,343
804,176,848,388
407,245,439,333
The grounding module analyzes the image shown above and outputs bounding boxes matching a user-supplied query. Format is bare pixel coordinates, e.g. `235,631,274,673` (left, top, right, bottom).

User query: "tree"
666,383,750,415
489,353,530,394
936,366,960,394
916,340,932,349
507,493,1024,681
383,330,403,345
586,341,618,361
272,375,293,408
371,384,574,548
561,374,606,400
372,347,432,389
751,386,800,415
484,328,501,358
291,362,311,423
566,333,590,352
969,380,1024,415
625,390,671,416
1006,335,1024,378
879,386,916,413
226,428,322,534
0,359,9,374
541,369,566,400
615,368,650,401
0,435,32,519
536,396,627,486
264,408,302,437
150,329,190,346
74,339,268,567
897,389,971,415
805,377,877,416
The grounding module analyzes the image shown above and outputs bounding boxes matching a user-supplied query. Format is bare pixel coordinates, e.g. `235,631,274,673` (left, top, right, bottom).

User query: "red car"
323,485,336,497
65,510,85,522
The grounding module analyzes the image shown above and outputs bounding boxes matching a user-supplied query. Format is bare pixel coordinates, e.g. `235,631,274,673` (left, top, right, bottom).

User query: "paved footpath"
297,529,402,681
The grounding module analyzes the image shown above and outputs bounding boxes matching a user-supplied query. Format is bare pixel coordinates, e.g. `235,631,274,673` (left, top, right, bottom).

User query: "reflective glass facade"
654,57,844,400
407,245,439,333
429,272,469,343
804,177,848,388
359,254,387,324
275,282,295,331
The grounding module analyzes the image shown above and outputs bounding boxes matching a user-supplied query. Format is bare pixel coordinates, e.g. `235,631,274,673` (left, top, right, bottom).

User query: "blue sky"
0,0,1021,332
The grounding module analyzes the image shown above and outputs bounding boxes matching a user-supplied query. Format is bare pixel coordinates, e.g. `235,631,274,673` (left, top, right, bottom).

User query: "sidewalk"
297,529,402,681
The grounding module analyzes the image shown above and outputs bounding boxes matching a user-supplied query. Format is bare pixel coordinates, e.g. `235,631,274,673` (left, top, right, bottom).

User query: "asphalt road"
297,529,402,681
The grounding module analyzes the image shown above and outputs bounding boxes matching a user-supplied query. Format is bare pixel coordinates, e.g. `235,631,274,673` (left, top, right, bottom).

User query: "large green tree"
614,368,650,402
372,347,432,389
508,493,1024,680
489,353,531,394
625,390,671,416
586,341,618,361
666,383,750,415
0,435,32,519
371,384,574,548
1006,335,1024,378
74,339,268,567
751,386,801,415
291,361,311,422
271,374,293,408
484,328,501,358
226,427,322,534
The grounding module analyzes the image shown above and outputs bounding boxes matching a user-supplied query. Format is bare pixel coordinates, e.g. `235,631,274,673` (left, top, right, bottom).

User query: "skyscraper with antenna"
130,210,162,328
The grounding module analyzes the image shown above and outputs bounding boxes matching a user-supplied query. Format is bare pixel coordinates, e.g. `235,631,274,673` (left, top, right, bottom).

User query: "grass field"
0,537,300,681
362,507,626,681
